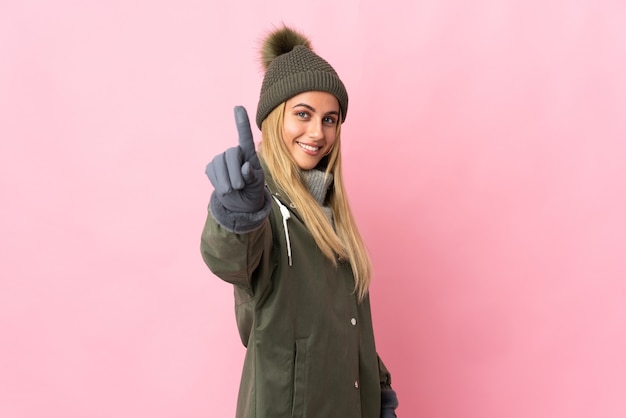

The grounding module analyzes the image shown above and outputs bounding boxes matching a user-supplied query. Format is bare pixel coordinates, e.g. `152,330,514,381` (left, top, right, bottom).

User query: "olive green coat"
201,172,393,418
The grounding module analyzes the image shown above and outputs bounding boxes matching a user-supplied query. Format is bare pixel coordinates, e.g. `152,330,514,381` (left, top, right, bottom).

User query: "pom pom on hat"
256,25,348,129
261,26,311,70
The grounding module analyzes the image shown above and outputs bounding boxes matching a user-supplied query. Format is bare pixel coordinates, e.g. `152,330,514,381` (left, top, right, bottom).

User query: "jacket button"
354,380,359,389
350,318,357,326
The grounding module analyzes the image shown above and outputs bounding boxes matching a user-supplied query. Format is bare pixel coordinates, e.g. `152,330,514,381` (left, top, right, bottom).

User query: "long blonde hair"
259,103,372,301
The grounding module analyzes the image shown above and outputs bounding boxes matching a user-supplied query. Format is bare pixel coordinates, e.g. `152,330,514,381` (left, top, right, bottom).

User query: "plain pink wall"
1,1,625,417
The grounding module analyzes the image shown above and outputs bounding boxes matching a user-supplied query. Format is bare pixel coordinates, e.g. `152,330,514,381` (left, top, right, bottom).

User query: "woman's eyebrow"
291,103,316,112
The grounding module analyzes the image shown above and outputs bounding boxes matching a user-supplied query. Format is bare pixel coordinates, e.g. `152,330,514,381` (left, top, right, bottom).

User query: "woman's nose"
307,119,323,139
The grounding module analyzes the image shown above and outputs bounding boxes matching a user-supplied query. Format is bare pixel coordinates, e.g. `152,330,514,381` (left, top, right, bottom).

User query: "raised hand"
205,106,266,212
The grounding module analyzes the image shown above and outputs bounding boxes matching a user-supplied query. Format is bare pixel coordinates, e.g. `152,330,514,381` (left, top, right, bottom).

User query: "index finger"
234,106,255,161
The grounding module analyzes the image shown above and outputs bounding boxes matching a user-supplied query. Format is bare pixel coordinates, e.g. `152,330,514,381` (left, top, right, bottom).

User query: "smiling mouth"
297,142,322,152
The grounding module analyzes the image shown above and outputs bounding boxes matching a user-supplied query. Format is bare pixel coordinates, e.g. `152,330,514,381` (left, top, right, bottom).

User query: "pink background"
2,1,625,417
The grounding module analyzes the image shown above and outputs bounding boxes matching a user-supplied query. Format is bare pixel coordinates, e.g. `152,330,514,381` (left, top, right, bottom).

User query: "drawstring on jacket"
272,196,292,266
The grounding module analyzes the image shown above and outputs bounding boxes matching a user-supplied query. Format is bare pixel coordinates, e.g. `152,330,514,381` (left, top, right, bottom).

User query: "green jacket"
201,171,394,418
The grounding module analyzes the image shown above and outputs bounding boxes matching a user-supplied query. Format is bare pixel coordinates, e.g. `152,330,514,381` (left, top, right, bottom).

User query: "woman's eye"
323,117,337,125
296,111,308,119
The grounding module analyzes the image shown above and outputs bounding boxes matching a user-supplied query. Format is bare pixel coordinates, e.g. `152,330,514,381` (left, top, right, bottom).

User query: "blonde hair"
259,103,372,301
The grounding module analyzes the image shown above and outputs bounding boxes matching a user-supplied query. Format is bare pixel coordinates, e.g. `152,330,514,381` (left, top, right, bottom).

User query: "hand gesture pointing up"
205,106,266,213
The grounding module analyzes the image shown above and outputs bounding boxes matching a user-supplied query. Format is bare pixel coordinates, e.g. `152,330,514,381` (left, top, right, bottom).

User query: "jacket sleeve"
200,191,273,295
378,354,399,417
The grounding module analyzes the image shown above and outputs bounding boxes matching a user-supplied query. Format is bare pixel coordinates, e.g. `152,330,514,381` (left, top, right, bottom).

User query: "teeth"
298,142,321,152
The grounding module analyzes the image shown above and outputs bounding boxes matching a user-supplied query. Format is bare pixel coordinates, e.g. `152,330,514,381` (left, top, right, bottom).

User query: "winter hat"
256,26,348,129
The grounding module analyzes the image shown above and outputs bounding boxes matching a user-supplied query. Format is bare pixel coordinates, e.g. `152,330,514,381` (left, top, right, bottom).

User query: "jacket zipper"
272,195,293,266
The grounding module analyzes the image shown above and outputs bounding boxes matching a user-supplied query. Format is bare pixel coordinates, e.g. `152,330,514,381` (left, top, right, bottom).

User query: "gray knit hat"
256,26,348,129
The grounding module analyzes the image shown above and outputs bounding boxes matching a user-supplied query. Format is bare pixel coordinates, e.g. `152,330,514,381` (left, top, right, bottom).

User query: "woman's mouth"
297,142,322,154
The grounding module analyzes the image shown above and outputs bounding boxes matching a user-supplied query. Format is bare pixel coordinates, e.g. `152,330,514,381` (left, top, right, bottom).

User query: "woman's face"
282,91,340,170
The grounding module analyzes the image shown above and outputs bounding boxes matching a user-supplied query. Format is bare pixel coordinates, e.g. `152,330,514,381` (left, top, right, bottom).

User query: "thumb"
240,161,258,185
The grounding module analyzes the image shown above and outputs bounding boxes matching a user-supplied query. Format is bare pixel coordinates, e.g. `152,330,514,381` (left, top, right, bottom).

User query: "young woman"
201,25,399,418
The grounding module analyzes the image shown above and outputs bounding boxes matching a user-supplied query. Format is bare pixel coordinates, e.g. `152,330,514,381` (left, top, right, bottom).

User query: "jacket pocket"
291,338,308,418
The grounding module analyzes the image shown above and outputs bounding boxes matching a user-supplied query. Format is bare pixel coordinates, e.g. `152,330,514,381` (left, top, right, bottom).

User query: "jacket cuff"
381,388,399,410
381,407,398,418
209,190,272,234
